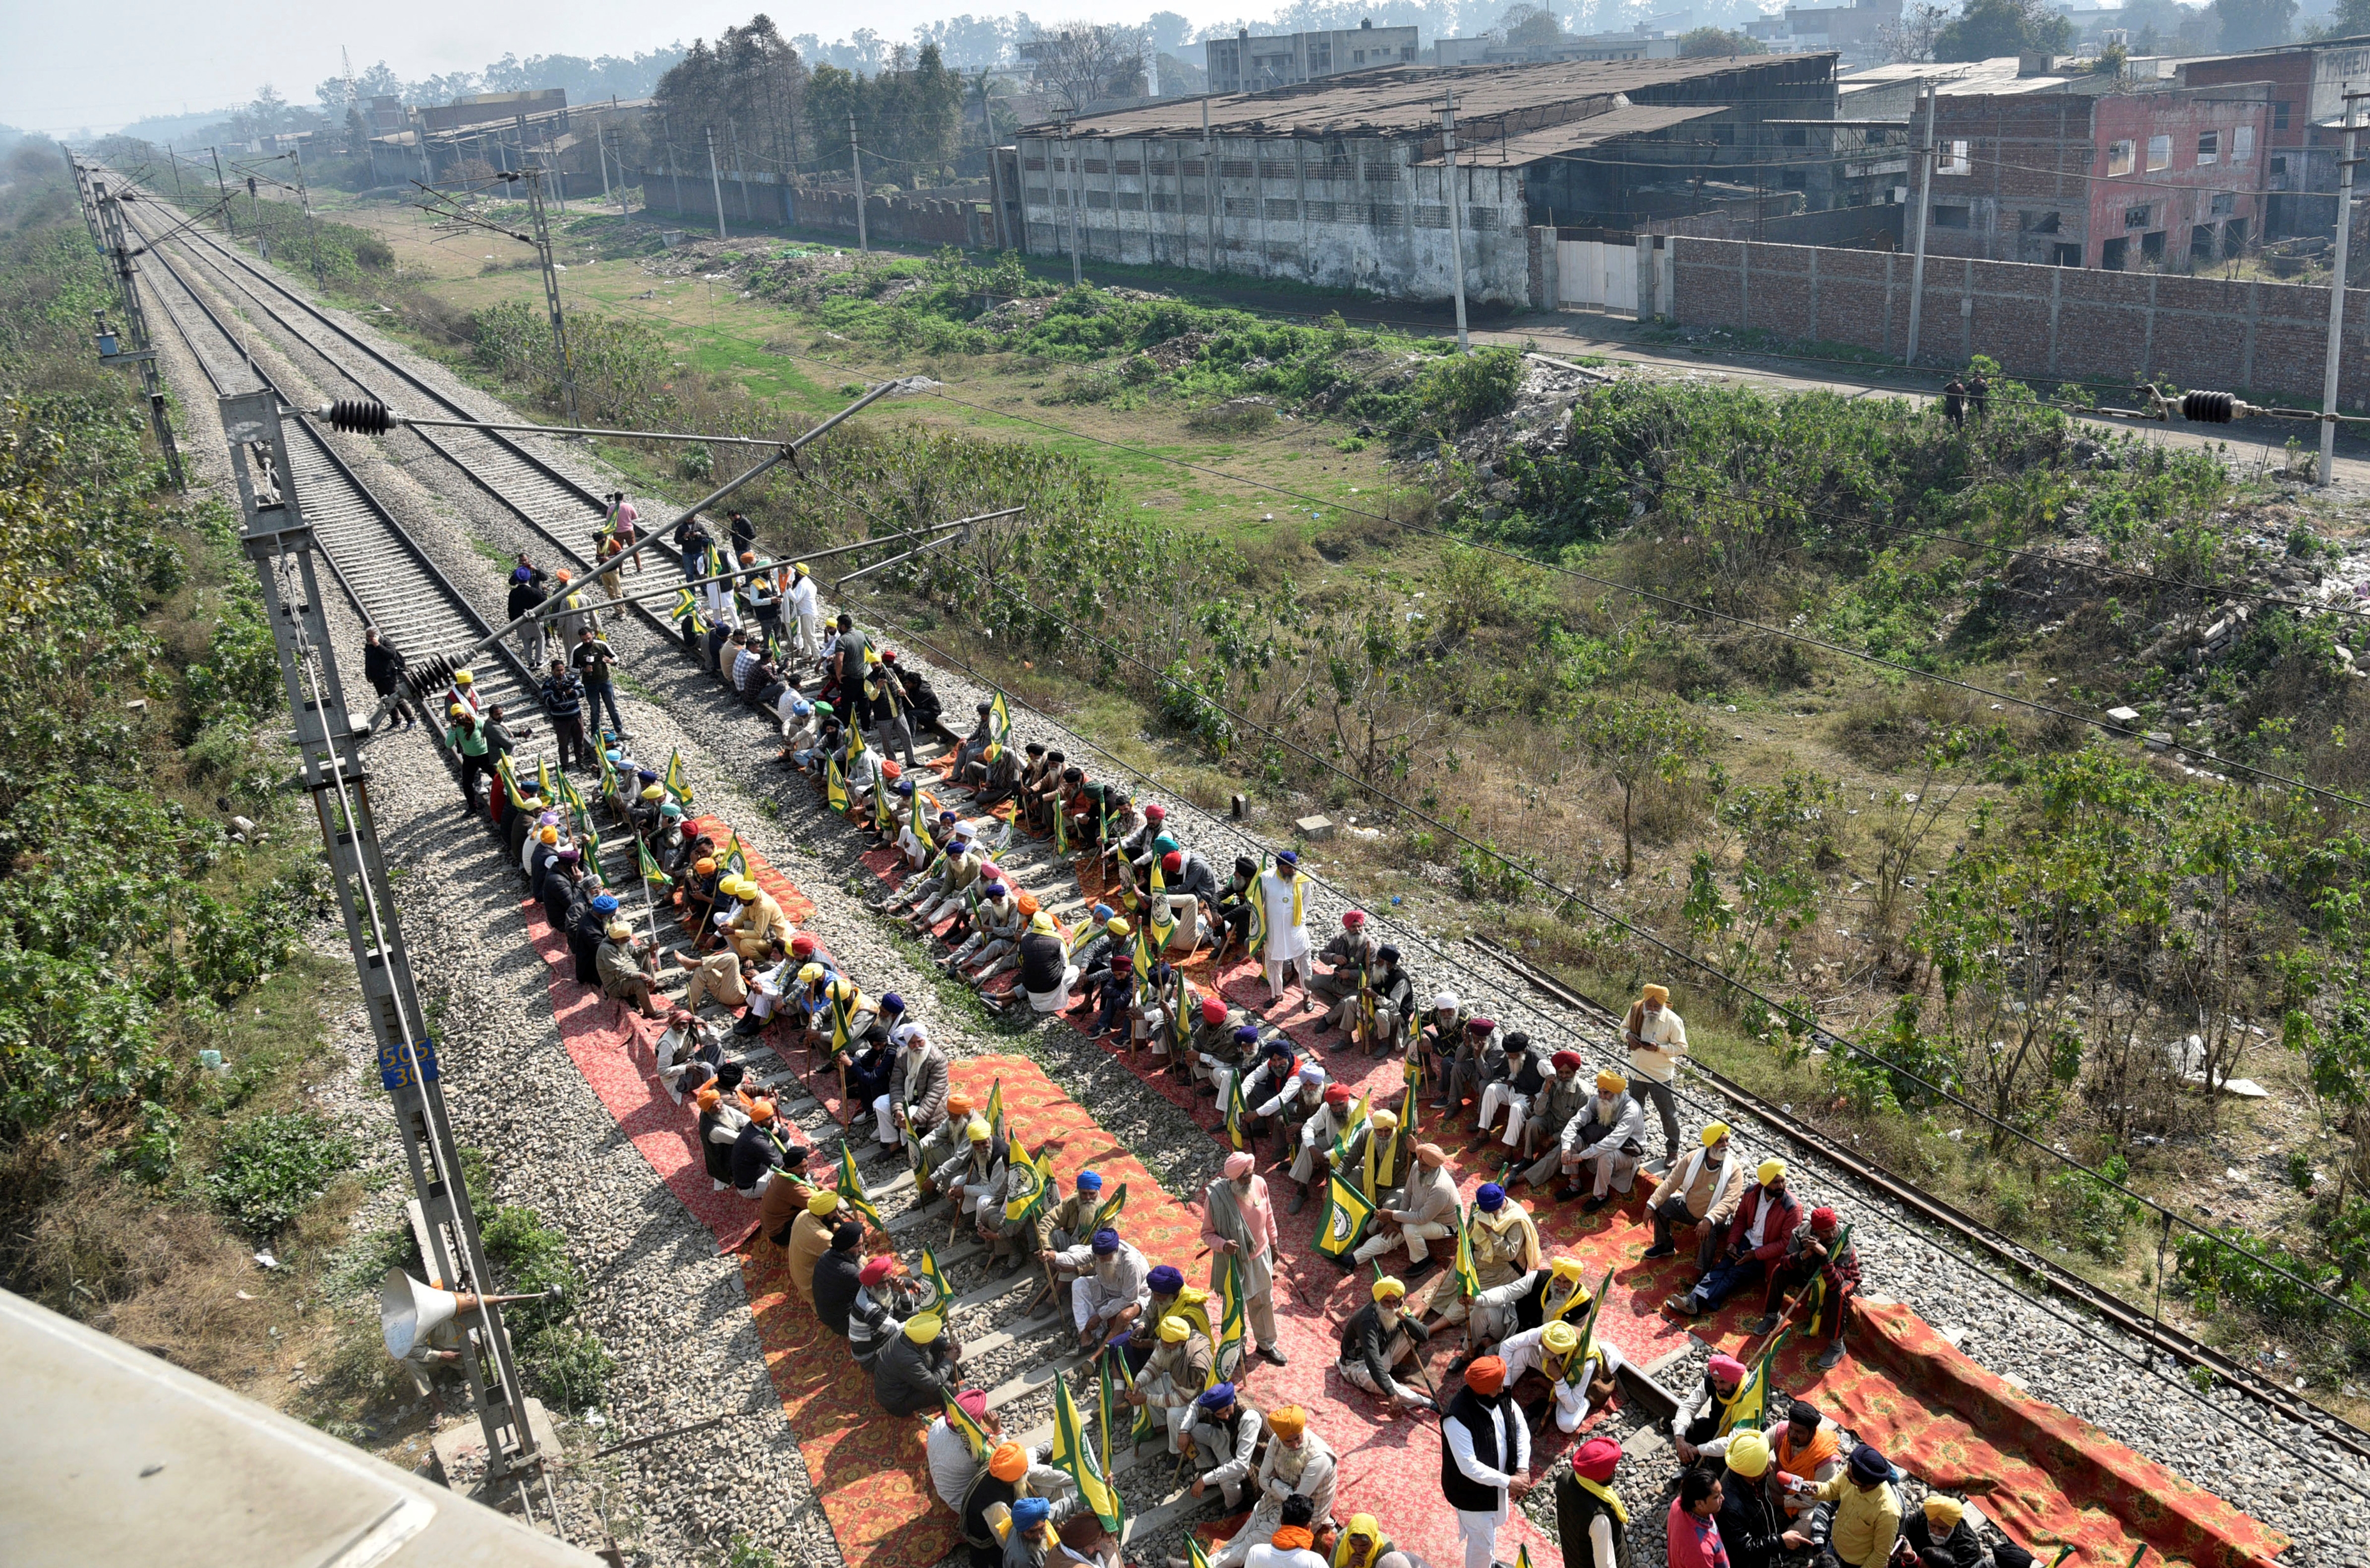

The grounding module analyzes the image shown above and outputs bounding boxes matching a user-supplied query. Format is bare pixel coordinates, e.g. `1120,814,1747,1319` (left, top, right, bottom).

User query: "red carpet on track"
519,785,2288,1568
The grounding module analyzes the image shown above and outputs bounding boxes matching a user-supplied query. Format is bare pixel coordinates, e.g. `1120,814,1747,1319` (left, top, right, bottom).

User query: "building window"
2234,124,2254,162
2141,229,2165,261
1353,49,1366,62
2108,139,2134,176
1780,125,1807,147
2053,242,2081,267
2197,131,2219,166
2147,135,2171,171
2275,101,2292,130
2212,191,2235,216
1942,139,1970,174
2021,209,2062,232
2102,235,2129,269
1931,204,1970,228
2125,204,2151,228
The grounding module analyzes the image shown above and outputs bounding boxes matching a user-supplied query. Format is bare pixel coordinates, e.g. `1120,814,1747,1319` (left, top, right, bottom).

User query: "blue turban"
1847,1444,1893,1484
1261,1037,1289,1055
1197,1384,1236,1409
1010,1498,1051,1528
592,894,620,913
1091,1228,1121,1254
511,566,534,583
1277,849,1299,865
1091,903,1114,920
1147,1265,1184,1293
1476,1182,1506,1211
660,803,683,819
1076,1170,1103,1191
637,769,658,783
879,993,905,1015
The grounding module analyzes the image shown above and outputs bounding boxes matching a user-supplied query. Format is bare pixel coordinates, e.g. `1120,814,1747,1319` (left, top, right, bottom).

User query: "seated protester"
787,1192,844,1296
890,782,938,870
1515,1053,1592,1189
875,1312,962,1416
1009,742,1052,818
948,879,1026,980
1751,1205,1859,1370
1669,1352,1758,1464
1185,997,1248,1097
1336,1107,1409,1205
1308,909,1382,1022
1341,944,1415,1060
675,854,725,933
948,1116,1010,1232
952,699,999,775
1434,1016,1504,1117
1059,1228,1150,1353
954,1445,1051,1568
663,828,714,884
1475,1031,1545,1145
1313,1515,1424,1568
673,940,756,1017
1251,1061,1328,1156
1899,1496,1984,1568
1289,1083,1361,1213
780,699,826,765
812,1225,866,1334
1352,1141,1459,1269
1127,1313,1215,1456
1016,911,1079,1014
929,1390,1002,1512
567,889,619,987
1433,1182,1542,1353
1419,991,1470,1094
840,1022,899,1113
887,653,942,730
597,921,665,1019
1232,1041,1302,1136
1209,856,1260,965
695,1086,749,1194
1176,1384,1263,1527
726,876,795,961
730,1099,806,1200
913,1089,978,1203
894,826,984,929
741,934,814,1039
1076,779,1131,853
849,1252,924,1368
539,846,587,931
1667,1160,1799,1321
965,740,1023,804
1244,1494,1327,1568
649,801,688,863
1088,952,1137,1039
1644,1122,1746,1268
655,1007,722,1087
1044,765,1089,843
1336,1275,1436,1412
1071,911,1129,993
1562,1069,1651,1210
843,727,887,811
1496,1316,1621,1437
757,1152,823,1254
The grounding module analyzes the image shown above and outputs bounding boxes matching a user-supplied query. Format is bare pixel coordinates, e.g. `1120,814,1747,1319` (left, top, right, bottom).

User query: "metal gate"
1556,234,1638,313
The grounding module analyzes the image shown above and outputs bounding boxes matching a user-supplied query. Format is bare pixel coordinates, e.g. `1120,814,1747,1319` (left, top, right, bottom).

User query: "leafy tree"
803,44,966,181
2212,0,2298,48
1880,1,1951,61
1934,0,2074,60
1024,22,1149,114
1572,693,1710,874
1499,4,1567,46
655,16,811,174
2311,0,2370,37
1677,26,1769,56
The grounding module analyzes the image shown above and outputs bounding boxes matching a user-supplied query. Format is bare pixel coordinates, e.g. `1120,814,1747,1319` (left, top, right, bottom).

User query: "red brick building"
1922,84,2271,269
2177,36,2370,237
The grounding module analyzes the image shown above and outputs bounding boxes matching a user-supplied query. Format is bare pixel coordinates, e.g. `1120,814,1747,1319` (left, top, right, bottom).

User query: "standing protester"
361,627,417,731
1555,1435,1633,1568
444,702,495,812
789,561,821,658
675,510,712,580
1966,367,1990,424
601,492,642,572
1622,984,1688,1167
539,659,589,770
1440,1355,1532,1568
1668,1469,1730,1568
572,626,627,741
507,558,549,667
728,508,757,562
1202,1151,1288,1366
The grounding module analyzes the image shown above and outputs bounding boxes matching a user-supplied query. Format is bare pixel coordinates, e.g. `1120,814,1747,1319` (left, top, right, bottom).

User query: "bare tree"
1025,22,1150,114
1880,1,1950,61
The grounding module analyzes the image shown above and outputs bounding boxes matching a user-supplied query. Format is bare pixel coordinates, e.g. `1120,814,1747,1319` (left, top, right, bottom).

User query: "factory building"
989,55,1840,305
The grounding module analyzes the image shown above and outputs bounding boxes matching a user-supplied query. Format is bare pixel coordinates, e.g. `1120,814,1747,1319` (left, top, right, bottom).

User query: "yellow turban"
1758,1159,1786,1185
1923,1497,1965,1528
1726,1430,1772,1478
1159,1316,1190,1343
1371,1109,1399,1130
1702,1122,1731,1148
904,1312,943,1343
1541,1320,1580,1355
1371,1276,1407,1301
1596,1068,1627,1093
966,1118,991,1143
808,1191,841,1216
1267,1406,1307,1440
1642,984,1669,1005
1549,1255,1587,1283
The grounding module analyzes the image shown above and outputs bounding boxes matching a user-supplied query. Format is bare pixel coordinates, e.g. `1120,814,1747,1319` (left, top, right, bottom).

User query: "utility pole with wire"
850,111,870,253
1063,117,1081,285
88,175,184,490
1441,87,1470,354
211,146,236,237
164,143,185,202
521,169,580,424
705,125,728,240
2320,85,2362,486
1904,81,1937,366
212,385,544,1489
596,122,612,212
291,141,325,287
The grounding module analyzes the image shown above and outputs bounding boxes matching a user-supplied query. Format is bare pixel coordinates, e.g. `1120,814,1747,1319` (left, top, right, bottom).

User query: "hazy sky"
1,0,1255,133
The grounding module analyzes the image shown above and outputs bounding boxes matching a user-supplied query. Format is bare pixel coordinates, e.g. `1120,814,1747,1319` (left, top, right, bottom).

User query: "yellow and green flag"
910,779,928,840
1188,1538,1214,1568
1315,1171,1375,1262
943,1392,993,1458
835,1144,884,1229
1050,1375,1125,1534
983,1080,1006,1144
636,834,671,887
598,745,618,801
663,748,694,808
720,828,748,881
826,756,849,813
1224,1067,1250,1151
1212,1251,1247,1382
536,757,554,802
1090,1182,1128,1233
990,690,1012,744
915,1245,957,1316
1004,1140,1053,1227
872,772,894,833
1454,1205,1482,1299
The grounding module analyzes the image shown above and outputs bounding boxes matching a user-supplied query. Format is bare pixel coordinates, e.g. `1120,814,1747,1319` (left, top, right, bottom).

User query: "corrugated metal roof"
1414,102,1728,165
1019,55,1830,140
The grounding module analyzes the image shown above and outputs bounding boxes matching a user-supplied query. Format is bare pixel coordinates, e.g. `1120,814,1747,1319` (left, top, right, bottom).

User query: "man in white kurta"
1258,850,1312,1000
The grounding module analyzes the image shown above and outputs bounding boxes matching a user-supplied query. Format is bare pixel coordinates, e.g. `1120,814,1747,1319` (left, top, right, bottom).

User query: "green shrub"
2043,1151,2142,1258
205,1111,355,1237
1184,400,1275,436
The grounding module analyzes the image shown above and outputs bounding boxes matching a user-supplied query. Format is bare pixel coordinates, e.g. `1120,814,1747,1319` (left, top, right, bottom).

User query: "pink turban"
1224,1151,1256,1179
1708,1354,1747,1383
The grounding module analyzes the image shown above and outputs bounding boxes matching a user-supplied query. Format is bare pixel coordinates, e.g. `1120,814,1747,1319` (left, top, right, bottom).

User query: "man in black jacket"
875,1311,961,1415
539,660,589,771
360,628,416,731
1335,1275,1436,1412
506,559,549,668
811,1230,867,1336
1441,1354,1531,1568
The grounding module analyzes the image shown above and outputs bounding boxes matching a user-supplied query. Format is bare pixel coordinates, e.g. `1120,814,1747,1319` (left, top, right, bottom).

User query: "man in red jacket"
1665,1159,1799,1319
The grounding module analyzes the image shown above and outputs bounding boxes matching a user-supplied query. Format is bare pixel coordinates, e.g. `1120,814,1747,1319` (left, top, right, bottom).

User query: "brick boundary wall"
1671,236,2370,407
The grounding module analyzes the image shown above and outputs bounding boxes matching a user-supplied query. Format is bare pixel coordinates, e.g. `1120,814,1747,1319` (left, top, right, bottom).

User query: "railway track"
122,187,538,723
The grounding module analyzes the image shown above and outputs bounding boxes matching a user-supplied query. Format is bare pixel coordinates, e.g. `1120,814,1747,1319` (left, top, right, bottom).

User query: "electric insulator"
2181,391,2237,424
320,398,395,435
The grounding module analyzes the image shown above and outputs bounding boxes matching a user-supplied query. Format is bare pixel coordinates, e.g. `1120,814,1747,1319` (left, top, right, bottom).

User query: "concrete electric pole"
2321,86,2361,486
1441,88,1470,354
1904,82,1937,367
705,125,728,240
850,111,870,254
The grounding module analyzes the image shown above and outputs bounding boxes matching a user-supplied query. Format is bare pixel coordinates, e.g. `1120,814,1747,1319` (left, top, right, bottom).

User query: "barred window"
1086,189,1112,209
1264,198,1299,220
1368,203,1404,227
1302,199,1338,222
1150,192,1178,212
1466,206,1498,231
1259,160,1297,179
1363,164,1400,183
1023,157,1047,172
1084,159,1109,174
1185,194,1210,215
1307,162,1354,182
1116,159,1142,174
1115,192,1144,211
1176,159,1206,175
1054,188,1069,207
1219,159,1255,178
1023,185,1052,207
1413,204,1451,229
1149,163,1176,178
1224,196,1260,217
